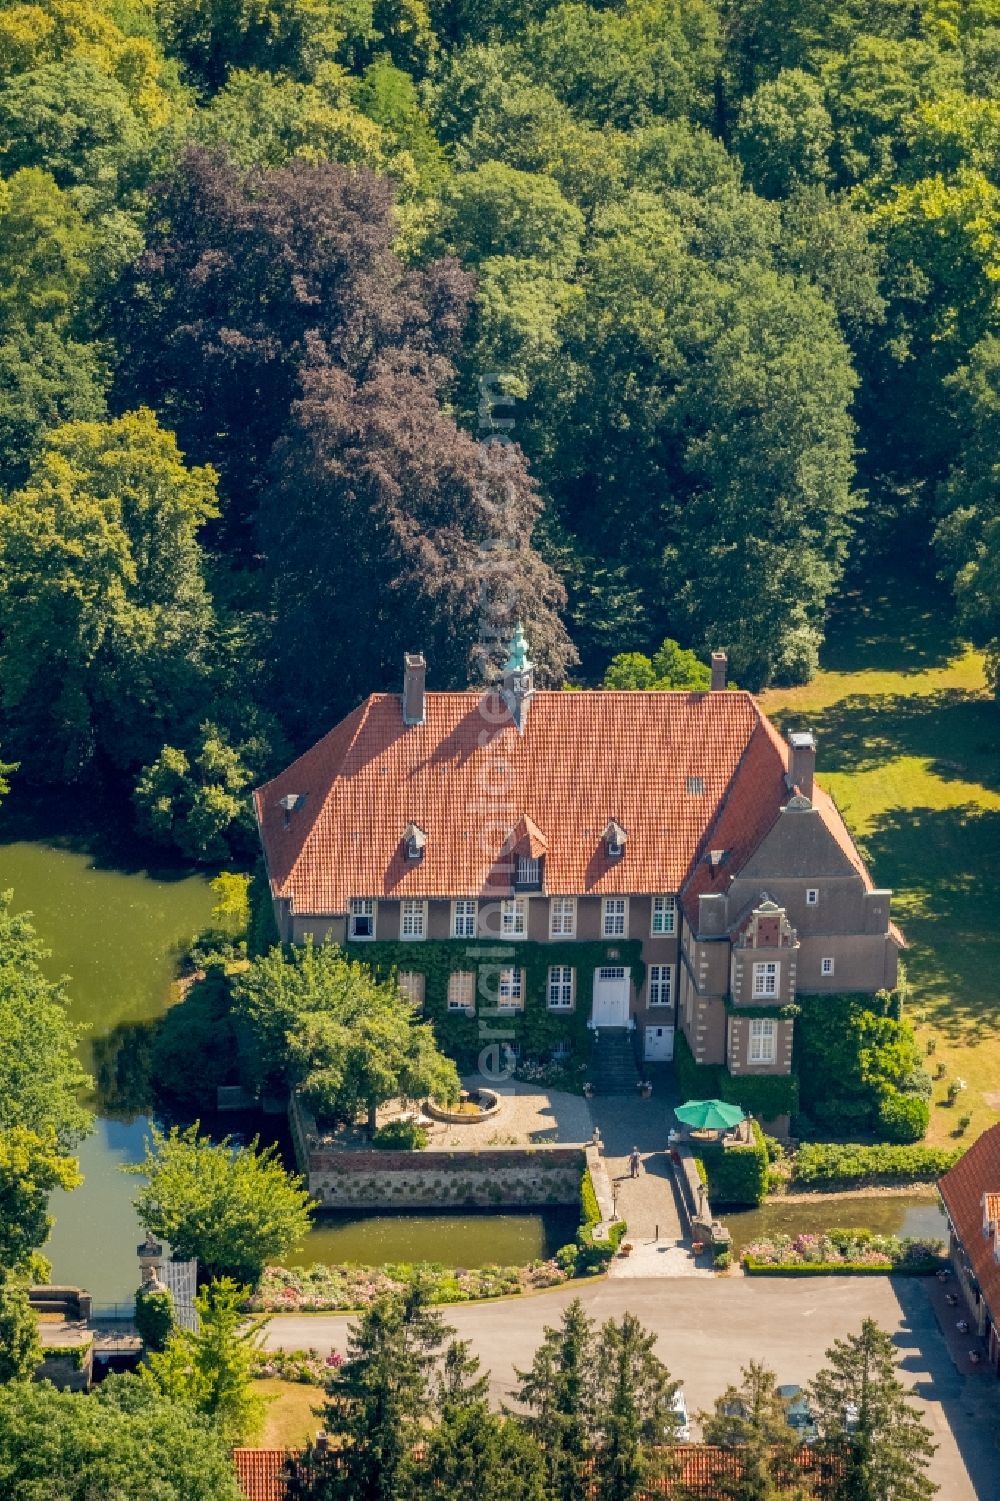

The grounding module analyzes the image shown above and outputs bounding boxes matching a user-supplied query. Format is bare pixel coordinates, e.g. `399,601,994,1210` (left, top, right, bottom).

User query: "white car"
671,1388,692,1442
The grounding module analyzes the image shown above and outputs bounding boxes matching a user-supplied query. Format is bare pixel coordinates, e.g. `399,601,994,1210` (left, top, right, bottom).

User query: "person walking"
628,1146,641,1178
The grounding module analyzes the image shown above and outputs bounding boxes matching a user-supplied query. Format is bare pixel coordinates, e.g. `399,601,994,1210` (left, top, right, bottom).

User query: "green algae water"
724,1193,947,1254
0,835,214,1305
0,831,573,1302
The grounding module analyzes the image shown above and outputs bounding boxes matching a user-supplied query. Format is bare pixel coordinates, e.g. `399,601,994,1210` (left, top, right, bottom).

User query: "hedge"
569,1167,626,1273
674,1032,798,1123
792,1142,962,1188
694,1120,769,1207
743,1258,944,1277
358,937,645,1068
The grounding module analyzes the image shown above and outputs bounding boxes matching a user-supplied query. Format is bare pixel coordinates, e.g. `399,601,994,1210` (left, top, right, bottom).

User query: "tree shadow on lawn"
822,575,965,676
863,803,1000,1039
768,689,1000,788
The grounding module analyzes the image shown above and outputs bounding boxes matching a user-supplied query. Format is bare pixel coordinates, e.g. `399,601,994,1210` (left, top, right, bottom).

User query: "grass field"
254,1379,323,1449
760,577,1000,1149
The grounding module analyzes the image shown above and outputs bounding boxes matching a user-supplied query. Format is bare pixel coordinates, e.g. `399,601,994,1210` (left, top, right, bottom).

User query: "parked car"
777,1385,818,1443
671,1388,692,1442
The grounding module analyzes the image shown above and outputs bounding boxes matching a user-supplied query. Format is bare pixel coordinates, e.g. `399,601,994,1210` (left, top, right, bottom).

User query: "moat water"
0,829,571,1304
724,1193,947,1252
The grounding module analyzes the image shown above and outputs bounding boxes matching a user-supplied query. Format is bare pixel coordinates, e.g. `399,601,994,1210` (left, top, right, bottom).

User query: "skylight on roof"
687,776,705,795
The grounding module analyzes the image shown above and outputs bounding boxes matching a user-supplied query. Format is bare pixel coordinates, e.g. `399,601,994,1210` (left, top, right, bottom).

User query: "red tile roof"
939,1124,1000,1318
233,1446,839,1499
255,687,890,928
256,690,763,912
233,1450,294,1501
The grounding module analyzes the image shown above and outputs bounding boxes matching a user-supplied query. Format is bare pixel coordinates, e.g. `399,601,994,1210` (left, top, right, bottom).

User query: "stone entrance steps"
591,1028,640,1094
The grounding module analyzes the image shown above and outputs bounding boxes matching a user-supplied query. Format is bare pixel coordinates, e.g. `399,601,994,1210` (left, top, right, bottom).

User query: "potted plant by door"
583,1082,594,1101
637,1079,652,1099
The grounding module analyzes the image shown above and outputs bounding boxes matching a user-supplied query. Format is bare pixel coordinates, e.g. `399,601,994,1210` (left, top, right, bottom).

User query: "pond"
287,1209,580,1269
2,830,577,1304
723,1192,948,1254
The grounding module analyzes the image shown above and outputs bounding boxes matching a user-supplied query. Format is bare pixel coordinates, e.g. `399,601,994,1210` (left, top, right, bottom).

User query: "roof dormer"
603,820,627,859
403,822,427,861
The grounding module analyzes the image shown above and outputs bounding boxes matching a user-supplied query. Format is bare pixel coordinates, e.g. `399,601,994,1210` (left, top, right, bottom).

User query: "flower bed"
252,1347,344,1385
246,1257,570,1312
741,1228,946,1276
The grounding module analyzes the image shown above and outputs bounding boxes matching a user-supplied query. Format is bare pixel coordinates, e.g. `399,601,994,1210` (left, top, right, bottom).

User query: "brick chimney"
788,730,816,801
710,651,727,692
402,652,426,726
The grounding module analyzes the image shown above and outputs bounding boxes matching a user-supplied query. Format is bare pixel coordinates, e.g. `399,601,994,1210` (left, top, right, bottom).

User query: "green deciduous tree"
232,942,460,1131
603,639,712,691
126,1124,313,1284
0,1127,80,1274
0,1376,244,1499
0,323,106,489
809,1319,937,1500
0,893,90,1152
0,408,219,781
0,166,94,332
143,1278,267,1445
734,69,833,199
134,724,258,863
0,1276,41,1383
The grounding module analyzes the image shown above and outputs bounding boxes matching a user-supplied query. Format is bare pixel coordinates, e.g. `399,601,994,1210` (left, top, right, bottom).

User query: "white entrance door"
592,966,630,1027
644,1025,674,1062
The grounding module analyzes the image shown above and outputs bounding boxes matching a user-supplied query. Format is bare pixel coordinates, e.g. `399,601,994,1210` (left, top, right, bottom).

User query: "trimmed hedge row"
694,1120,769,1207
743,1258,943,1277
793,1142,962,1188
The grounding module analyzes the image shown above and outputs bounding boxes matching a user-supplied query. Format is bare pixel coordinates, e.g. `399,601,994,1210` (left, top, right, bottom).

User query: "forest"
0,0,999,861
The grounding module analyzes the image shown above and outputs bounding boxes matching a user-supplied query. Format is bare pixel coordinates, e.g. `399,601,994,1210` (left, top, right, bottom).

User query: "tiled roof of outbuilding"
939,1123,1000,1319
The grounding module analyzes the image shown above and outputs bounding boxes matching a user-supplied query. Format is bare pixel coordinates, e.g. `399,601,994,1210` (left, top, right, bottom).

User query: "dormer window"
603,820,627,859
515,854,542,890
403,822,427,861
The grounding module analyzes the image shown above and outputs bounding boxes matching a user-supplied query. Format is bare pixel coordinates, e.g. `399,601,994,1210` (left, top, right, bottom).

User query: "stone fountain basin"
424,1087,501,1124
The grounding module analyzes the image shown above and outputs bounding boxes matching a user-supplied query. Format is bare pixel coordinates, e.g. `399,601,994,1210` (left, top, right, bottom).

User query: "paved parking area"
266,1275,999,1498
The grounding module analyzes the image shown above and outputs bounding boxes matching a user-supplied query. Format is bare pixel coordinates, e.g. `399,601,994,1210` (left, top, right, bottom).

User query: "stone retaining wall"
290,1093,586,1209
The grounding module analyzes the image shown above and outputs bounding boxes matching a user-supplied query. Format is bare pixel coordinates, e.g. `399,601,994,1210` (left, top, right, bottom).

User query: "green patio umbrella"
674,1098,746,1131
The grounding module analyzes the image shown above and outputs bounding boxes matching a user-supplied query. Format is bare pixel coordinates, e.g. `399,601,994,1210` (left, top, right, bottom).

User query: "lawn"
254,1379,324,1449
760,576,1000,1149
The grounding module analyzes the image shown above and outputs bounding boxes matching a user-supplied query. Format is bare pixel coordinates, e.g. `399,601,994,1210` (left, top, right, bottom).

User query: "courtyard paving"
420,1076,593,1148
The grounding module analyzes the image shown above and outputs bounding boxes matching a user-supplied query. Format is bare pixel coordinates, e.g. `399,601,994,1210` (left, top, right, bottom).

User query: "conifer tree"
699,1361,814,1501
590,1312,681,1501
514,1296,595,1501
303,1283,451,1501
809,1320,936,1501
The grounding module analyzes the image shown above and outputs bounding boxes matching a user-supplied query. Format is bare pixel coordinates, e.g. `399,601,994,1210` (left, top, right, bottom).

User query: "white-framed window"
549,897,576,938
452,899,477,939
648,964,673,1006
516,855,541,886
397,970,425,1006
821,956,835,977
349,898,375,940
501,898,527,937
749,1017,777,1065
497,967,524,1009
602,897,627,937
651,895,676,935
547,965,575,1009
447,970,476,1012
752,961,779,998
400,899,427,940
806,888,819,906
